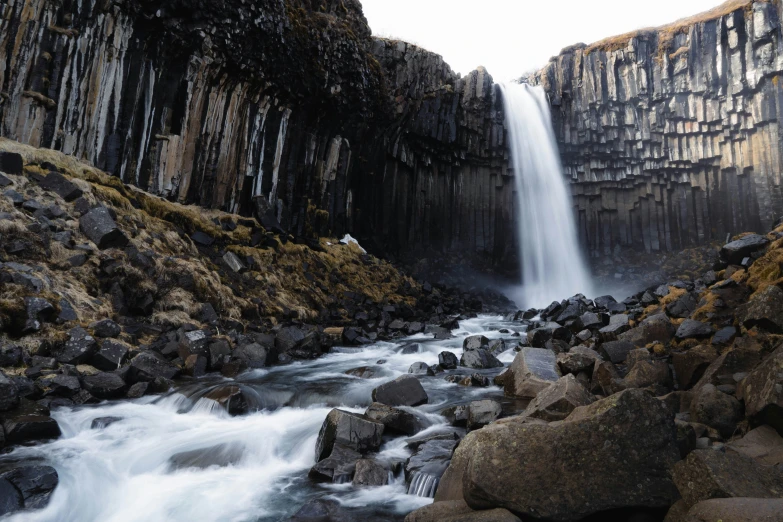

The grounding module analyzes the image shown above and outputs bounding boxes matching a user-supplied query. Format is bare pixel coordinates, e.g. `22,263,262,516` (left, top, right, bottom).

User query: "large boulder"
720,234,769,264
738,285,783,333
364,402,426,436
440,389,680,520
314,409,384,463
689,384,743,439
3,414,61,445
684,498,783,522
404,500,521,522
672,450,783,508
460,349,502,369
522,374,594,422
598,341,634,365
39,172,83,201
79,207,128,249
372,375,428,407
504,348,560,399
737,344,783,432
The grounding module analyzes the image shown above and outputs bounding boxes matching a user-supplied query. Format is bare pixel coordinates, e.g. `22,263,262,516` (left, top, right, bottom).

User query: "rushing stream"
2,316,526,522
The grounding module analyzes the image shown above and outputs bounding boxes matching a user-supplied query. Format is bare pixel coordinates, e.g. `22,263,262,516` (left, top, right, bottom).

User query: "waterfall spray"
499,82,592,308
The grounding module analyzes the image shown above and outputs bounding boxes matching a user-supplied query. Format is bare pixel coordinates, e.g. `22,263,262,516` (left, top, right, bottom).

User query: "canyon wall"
530,0,783,258
0,0,512,267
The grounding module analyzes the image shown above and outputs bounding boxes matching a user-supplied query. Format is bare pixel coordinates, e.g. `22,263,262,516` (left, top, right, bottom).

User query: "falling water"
499,82,592,308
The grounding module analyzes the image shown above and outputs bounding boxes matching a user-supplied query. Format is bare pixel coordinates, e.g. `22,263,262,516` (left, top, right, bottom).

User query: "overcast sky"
361,0,726,81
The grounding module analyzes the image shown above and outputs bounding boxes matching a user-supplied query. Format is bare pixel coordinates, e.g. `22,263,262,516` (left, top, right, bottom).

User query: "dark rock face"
79,207,128,250
365,402,426,436
443,389,680,520
720,235,770,265
1,465,58,510
352,459,388,487
371,375,428,407
314,409,384,463
438,351,459,370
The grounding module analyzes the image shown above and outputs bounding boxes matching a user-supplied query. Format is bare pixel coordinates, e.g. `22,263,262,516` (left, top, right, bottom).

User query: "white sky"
361,0,726,81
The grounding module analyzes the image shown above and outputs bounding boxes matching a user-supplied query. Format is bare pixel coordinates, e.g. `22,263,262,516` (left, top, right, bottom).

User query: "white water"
3,316,523,522
499,82,593,309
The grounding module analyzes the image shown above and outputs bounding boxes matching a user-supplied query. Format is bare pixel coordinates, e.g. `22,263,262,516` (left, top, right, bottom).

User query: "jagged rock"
46,374,81,397
404,500,521,522
522,374,594,421
55,327,98,365
129,351,180,382
309,443,362,483
466,399,501,431
405,438,459,496
372,375,428,406
442,389,679,519
365,402,426,436
90,319,121,338
738,344,783,431
460,349,502,369
0,344,22,367
352,459,387,487
91,340,129,371
579,311,604,329
738,285,783,333
598,314,630,341
618,314,676,347
727,425,783,466
684,498,783,522
439,351,458,370
690,384,743,439
721,235,770,264
672,345,718,390
505,347,560,398
39,172,83,201
409,362,434,376
556,347,600,374
676,320,715,341
79,207,128,249
672,450,783,508
599,340,635,364
314,409,384,463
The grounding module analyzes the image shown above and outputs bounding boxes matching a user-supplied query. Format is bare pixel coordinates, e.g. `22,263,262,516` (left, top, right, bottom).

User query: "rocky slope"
530,0,783,258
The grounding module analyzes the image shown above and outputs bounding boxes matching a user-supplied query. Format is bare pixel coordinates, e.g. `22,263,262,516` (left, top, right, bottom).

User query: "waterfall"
499,82,592,309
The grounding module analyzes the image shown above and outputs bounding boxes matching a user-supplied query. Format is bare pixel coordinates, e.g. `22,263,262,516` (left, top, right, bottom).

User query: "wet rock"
737,345,783,431
672,345,718,390
222,252,246,273
460,349,502,369
0,372,19,411
618,314,676,347
404,500,521,522
55,327,98,365
344,366,380,379
721,234,770,264
672,449,783,507
447,389,679,519
365,402,426,436
738,285,783,333
3,413,61,445
438,351,458,370
405,438,459,497
91,416,122,429
684,498,783,522
727,425,783,466
39,172,83,201
690,384,743,439
79,207,128,249
352,459,388,487
309,443,362,483
91,340,129,371
314,409,384,462
504,347,560,399
1,465,58,509
183,355,208,377
676,320,715,341
90,319,121,338
126,382,148,398
522,374,594,422
203,385,248,415
372,375,428,407
129,351,180,382
466,399,502,431
409,362,434,376
463,335,489,351
81,372,127,399
0,479,22,517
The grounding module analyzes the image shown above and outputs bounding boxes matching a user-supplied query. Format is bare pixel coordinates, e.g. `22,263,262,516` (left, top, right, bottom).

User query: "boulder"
352,459,388,487
404,500,521,522
46,374,81,397
409,362,434,376
667,293,699,319
727,425,783,466
79,207,128,249
442,405,469,427
504,347,560,399
721,234,769,264
690,384,743,439
314,409,384,462
684,498,783,522
522,374,594,422
365,402,426,436
599,340,635,364
23,297,55,333
590,360,624,396
309,443,362,483
55,327,98,365
91,340,130,371
90,319,121,338
0,152,23,175
406,438,459,497
738,285,783,333
1,465,58,509
624,359,673,391
3,414,61,445
288,499,358,522
460,349,502,369
344,366,380,379
0,479,22,517
129,351,180,382
598,314,630,341
672,450,783,507
618,314,676,347
579,311,604,330
445,389,680,520
463,335,489,351
233,343,269,369
39,171,83,201
439,351,458,370
372,375,428,407
737,344,783,432
675,320,715,341
466,400,502,431
82,371,129,399
0,372,19,411
556,347,600,375
203,385,249,415
712,326,737,347
672,345,718,390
